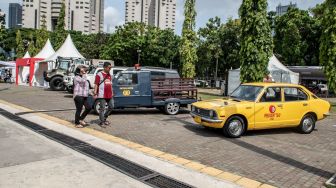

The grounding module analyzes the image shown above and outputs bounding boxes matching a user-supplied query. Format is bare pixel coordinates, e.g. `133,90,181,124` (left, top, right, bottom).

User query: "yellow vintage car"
191,83,331,138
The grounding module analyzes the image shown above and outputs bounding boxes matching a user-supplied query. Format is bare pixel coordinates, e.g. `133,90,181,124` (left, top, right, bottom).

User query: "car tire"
223,116,245,138
298,114,315,134
50,76,65,91
164,102,180,115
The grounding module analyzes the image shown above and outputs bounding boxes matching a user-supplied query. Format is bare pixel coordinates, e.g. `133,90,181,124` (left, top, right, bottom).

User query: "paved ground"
0,115,150,188
1,84,336,188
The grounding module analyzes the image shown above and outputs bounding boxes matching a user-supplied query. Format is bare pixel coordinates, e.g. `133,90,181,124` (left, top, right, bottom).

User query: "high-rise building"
276,2,297,16
22,0,104,34
9,3,22,29
125,0,176,30
0,9,5,29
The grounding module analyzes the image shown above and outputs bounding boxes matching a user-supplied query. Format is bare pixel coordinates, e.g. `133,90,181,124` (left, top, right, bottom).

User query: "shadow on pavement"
166,116,334,179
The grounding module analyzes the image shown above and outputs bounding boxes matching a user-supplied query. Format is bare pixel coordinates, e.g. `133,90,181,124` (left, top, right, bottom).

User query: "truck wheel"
94,100,108,115
164,103,180,115
50,76,65,91
223,116,245,138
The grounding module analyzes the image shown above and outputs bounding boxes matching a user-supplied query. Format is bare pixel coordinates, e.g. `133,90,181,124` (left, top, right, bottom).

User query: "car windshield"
230,85,263,101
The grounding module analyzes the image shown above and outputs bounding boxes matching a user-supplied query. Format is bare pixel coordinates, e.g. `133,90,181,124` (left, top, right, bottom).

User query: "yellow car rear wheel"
298,114,316,134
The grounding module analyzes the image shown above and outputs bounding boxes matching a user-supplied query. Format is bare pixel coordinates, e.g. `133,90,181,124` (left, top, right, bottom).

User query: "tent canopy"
23,51,31,58
34,39,55,59
44,34,84,62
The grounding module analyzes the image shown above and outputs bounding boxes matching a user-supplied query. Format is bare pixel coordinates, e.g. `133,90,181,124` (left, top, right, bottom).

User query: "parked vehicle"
194,80,209,87
44,57,90,91
190,82,331,138
93,68,197,115
64,66,127,93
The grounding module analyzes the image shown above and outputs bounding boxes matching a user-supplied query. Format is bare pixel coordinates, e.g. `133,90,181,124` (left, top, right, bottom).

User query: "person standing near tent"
93,62,113,127
73,66,91,128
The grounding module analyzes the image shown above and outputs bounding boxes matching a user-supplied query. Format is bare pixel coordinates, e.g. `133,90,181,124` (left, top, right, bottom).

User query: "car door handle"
303,103,308,106
277,104,283,107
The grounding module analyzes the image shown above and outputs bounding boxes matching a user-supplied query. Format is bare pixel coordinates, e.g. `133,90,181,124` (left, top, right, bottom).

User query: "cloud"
104,6,124,33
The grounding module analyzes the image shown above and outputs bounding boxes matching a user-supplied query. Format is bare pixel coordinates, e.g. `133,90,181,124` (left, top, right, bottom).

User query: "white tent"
34,39,55,59
227,55,300,95
44,34,84,62
18,51,31,85
23,51,30,58
32,39,56,87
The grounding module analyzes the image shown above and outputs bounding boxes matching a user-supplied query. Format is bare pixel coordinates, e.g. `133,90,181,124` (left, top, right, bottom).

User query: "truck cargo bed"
151,78,197,101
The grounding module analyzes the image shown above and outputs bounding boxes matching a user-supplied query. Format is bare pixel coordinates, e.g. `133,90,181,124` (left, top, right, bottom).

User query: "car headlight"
209,110,214,118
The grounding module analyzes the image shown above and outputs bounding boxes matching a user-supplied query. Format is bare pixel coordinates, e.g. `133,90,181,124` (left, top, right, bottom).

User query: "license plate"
195,116,201,123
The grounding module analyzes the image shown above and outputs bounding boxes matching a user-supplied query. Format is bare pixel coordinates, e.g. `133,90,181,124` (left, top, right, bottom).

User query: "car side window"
284,87,308,101
260,87,282,102
117,73,138,86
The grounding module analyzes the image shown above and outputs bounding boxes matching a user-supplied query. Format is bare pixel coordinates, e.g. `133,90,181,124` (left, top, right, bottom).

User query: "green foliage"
219,19,241,71
53,0,67,49
319,0,336,93
198,17,223,79
274,8,320,66
102,22,180,68
16,30,25,58
239,0,273,83
180,0,198,78
27,33,37,56
35,15,49,51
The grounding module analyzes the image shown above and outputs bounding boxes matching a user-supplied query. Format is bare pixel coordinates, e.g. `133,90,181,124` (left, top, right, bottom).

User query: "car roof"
242,82,303,87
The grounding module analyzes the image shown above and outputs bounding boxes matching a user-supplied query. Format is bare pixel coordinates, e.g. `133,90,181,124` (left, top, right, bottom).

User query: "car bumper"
190,112,223,123
323,112,331,117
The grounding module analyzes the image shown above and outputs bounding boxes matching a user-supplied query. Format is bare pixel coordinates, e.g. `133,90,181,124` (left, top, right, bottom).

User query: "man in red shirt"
93,62,113,127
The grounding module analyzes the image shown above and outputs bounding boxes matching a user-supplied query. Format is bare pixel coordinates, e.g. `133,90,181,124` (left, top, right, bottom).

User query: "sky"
1,0,325,34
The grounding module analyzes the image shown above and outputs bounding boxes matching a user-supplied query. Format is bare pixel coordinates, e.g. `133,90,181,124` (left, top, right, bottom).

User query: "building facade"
8,3,22,29
22,0,104,34
276,2,297,16
125,0,176,30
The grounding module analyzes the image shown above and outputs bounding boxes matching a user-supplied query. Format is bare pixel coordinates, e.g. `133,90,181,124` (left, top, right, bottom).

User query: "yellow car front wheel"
223,116,245,138
298,114,316,134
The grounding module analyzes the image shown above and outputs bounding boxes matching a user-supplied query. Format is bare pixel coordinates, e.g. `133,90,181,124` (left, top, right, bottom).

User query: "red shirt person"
94,62,114,127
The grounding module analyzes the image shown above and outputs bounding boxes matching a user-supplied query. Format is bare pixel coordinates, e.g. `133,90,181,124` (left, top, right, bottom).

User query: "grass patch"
198,93,223,100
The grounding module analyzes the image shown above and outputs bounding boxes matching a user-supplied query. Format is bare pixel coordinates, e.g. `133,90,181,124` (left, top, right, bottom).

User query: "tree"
319,0,336,93
27,32,37,56
219,18,241,71
16,30,25,58
53,0,67,49
239,0,273,83
198,17,223,79
35,15,49,51
180,0,198,78
101,22,146,66
274,8,320,66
